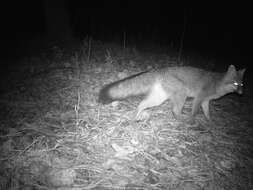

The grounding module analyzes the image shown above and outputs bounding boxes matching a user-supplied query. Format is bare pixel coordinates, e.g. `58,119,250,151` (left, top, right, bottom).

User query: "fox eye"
233,82,243,86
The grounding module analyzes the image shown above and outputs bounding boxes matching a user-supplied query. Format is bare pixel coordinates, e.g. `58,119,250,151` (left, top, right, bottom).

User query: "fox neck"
214,73,236,99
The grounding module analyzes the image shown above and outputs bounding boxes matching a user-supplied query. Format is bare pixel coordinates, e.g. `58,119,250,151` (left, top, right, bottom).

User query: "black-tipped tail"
98,71,150,104
98,83,115,104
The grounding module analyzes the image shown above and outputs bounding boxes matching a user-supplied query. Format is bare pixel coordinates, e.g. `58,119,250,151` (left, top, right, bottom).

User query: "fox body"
99,65,245,120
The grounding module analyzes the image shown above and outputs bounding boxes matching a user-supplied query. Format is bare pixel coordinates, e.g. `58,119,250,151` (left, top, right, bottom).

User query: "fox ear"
226,65,236,76
239,68,246,77
227,65,236,72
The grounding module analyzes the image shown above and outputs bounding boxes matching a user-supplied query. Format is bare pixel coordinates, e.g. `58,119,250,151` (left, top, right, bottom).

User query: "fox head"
222,65,246,94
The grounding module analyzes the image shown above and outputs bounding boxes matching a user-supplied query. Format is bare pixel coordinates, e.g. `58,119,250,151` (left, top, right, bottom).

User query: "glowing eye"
233,82,238,86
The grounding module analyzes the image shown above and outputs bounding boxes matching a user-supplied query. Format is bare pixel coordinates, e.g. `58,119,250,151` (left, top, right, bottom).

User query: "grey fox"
99,65,245,120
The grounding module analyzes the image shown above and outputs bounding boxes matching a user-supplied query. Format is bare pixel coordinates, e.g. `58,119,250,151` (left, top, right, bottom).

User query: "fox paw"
184,117,196,125
173,113,188,121
174,114,196,124
135,111,150,121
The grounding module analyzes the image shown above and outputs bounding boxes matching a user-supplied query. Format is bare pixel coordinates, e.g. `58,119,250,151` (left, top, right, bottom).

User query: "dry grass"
0,41,252,190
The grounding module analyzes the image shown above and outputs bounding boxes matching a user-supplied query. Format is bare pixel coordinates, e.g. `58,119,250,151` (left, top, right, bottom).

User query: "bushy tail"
98,81,119,104
98,71,153,104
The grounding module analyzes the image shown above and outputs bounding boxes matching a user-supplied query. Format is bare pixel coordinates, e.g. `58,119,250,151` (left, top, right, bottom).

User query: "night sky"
1,1,252,68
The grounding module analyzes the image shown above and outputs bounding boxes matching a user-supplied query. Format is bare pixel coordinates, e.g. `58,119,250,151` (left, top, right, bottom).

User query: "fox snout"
234,82,243,94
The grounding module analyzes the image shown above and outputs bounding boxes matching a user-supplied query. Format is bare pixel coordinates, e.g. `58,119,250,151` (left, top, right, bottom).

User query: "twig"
178,8,187,63
123,31,126,49
87,36,92,62
75,89,81,126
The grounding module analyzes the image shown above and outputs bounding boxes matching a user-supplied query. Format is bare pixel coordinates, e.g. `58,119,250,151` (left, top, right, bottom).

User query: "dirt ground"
0,43,252,190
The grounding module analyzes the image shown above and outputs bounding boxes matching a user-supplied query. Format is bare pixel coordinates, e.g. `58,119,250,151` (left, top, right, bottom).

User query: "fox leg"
178,96,201,124
201,100,210,120
191,96,202,117
171,93,187,119
136,84,168,120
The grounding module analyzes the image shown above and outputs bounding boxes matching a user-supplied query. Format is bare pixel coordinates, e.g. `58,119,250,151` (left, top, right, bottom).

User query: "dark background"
0,1,252,72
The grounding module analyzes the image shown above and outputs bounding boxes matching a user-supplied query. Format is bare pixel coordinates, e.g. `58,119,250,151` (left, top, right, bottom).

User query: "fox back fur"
99,65,245,120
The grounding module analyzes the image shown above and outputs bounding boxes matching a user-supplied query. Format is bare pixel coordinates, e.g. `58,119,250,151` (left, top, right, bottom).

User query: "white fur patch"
150,82,168,105
136,81,168,120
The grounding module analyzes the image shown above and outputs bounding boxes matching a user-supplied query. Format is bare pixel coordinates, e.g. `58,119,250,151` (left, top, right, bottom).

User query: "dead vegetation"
0,41,252,190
